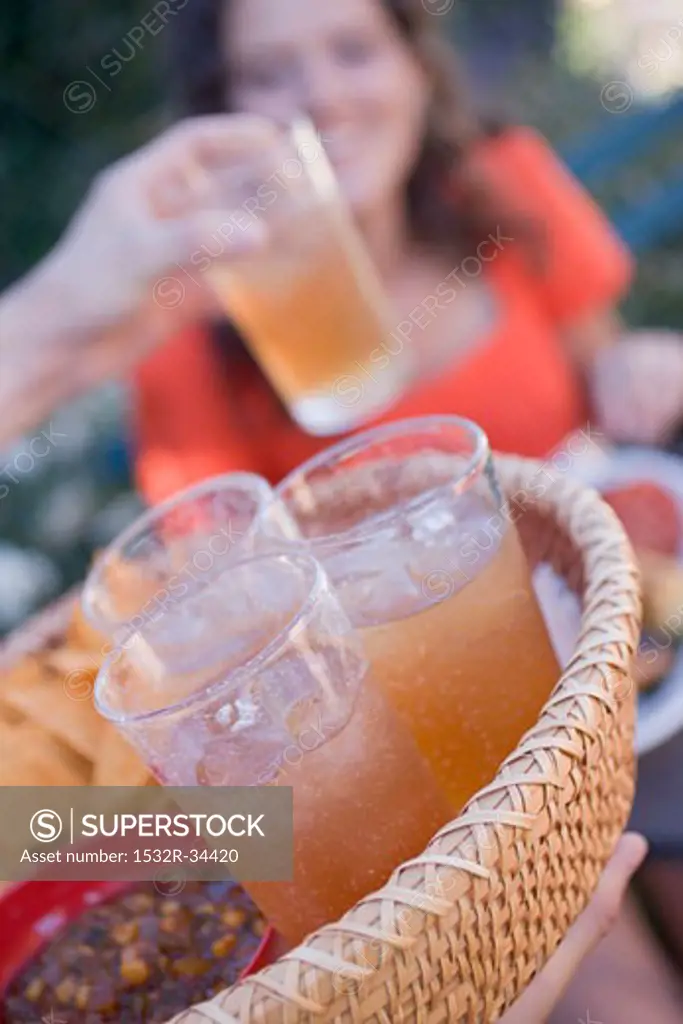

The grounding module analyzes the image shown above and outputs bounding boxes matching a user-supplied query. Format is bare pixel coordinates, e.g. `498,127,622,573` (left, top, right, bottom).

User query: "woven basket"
0,456,641,1021
156,456,642,1024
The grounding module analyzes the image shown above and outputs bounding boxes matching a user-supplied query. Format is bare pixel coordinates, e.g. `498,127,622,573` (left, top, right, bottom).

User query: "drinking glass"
95,552,451,945
203,118,414,436
270,416,562,811
81,473,298,648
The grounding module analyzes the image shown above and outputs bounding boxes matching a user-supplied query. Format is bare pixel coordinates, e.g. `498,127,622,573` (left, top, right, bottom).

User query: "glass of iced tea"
202,118,414,436
94,551,451,946
81,473,299,649
271,416,561,812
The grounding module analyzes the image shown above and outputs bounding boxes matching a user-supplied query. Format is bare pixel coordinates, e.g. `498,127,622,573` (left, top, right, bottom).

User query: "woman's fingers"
142,114,279,212
144,114,280,167
135,116,275,268
591,334,683,444
501,833,648,1024
151,206,268,276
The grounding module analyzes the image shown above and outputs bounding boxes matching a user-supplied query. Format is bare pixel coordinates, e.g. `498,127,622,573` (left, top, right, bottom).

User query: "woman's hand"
42,114,276,337
501,833,648,1023
0,115,276,443
590,331,683,446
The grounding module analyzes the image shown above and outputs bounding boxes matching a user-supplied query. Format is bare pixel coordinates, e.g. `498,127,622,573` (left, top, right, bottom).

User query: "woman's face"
225,0,431,218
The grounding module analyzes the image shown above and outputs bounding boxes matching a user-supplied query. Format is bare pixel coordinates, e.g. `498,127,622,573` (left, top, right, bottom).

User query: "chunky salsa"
3,881,266,1023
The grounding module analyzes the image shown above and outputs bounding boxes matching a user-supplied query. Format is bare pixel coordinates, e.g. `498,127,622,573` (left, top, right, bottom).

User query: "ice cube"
404,499,458,546
155,691,289,787
256,641,361,744
257,650,321,722
331,547,423,625
200,695,291,786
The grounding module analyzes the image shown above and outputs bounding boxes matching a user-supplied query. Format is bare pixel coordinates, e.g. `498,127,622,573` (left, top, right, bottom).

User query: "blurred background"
1,0,683,635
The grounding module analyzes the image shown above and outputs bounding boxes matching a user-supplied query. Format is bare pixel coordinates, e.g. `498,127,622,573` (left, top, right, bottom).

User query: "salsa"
3,881,266,1023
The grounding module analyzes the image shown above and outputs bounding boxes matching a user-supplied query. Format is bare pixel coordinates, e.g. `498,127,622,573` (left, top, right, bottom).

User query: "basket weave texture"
159,456,643,1024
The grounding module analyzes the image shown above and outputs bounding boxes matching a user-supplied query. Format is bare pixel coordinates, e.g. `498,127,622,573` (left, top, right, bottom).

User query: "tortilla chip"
92,727,153,787
65,602,109,655
0,645,107,761
0,588,155,791
0,723,91,786
0,667,104,763
38,646,102,681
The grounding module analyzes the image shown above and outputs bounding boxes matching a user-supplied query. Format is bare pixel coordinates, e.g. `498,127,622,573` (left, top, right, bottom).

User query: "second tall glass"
271,416,561,811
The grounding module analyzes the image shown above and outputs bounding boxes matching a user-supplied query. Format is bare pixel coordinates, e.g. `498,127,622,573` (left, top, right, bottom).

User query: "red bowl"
0,880,278,1016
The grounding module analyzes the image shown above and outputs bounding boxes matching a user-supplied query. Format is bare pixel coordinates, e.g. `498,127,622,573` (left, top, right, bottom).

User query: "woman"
3,0,683,479
133,0,683,502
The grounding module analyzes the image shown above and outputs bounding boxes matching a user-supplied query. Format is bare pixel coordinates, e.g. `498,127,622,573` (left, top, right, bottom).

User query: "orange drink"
248,667,452,944
223,223,399,415
274,417,562,811
358,523,558,807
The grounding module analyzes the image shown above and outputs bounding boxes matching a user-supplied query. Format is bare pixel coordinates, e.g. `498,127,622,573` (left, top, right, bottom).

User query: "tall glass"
271,416,561,811
95,552,451,946
203,118,414,436
81,473,298,648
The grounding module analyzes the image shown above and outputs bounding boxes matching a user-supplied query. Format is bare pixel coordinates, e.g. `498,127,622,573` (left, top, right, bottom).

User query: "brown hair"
167,0,519,410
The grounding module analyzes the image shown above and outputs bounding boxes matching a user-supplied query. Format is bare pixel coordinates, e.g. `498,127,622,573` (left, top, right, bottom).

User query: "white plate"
534,447,683,756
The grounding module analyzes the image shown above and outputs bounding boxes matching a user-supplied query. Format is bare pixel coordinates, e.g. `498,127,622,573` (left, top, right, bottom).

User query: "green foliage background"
1,1,168,287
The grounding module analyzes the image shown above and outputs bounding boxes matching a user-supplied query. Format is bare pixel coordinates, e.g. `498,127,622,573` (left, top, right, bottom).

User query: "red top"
133,127,634,506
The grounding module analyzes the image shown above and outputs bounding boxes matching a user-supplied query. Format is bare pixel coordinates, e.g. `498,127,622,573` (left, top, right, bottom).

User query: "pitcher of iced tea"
270,416,562,811
201,118,415,436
